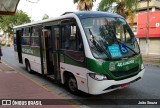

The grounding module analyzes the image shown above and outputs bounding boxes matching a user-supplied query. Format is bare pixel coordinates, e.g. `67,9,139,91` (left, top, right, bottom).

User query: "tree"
74,0,96,11
42,14,49,20
0,10,31,35
98,0,138,19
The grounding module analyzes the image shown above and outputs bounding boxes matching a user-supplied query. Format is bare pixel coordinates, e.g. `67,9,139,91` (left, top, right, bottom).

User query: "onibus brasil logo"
1,100,42,106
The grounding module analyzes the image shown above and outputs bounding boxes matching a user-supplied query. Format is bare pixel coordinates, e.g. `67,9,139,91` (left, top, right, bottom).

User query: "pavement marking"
2,61,79,108
5,71,17,74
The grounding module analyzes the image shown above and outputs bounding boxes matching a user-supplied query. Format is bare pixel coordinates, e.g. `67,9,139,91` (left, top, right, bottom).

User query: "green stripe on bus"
22,46,40,57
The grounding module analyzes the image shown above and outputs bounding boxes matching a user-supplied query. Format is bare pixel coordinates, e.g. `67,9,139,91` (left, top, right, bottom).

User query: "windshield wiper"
88,29,112,60
117,40,138,55
111,29,138,56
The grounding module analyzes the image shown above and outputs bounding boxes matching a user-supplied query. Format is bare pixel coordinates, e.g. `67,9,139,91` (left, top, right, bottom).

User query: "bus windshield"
81,17,140,60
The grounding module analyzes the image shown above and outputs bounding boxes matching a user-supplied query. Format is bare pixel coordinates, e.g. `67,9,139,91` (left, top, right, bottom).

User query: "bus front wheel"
67,75,78,94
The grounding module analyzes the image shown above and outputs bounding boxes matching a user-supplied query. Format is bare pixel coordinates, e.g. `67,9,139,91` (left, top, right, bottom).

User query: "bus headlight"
141,64,144,70
89,73,107,81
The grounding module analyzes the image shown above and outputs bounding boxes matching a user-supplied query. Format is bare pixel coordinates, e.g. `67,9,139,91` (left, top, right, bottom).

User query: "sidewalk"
142,54,160,67
0,62,78,108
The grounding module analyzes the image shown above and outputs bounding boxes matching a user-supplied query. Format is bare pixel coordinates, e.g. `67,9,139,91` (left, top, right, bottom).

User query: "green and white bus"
13,11,145,95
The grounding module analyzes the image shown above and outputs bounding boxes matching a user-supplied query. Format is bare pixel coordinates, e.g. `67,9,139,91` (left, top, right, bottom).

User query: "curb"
144,63,160,68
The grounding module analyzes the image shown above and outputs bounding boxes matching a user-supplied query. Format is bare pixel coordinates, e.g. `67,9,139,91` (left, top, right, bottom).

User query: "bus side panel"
60,18,89,93
60,62,89,93
20,41,42,73
22,53,42,74
20,26,43,74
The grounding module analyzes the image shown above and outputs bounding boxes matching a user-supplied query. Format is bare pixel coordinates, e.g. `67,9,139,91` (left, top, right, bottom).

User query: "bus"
13,11,145,95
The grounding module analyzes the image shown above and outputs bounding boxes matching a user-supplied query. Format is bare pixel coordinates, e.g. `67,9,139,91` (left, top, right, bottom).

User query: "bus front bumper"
87,69,145,95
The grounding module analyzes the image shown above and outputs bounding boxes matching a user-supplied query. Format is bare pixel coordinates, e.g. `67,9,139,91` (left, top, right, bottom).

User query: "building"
136,11,160,55
137,0,160,13
134,0,160,55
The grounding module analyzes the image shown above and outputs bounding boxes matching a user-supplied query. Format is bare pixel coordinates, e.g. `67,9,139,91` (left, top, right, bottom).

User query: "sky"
17,0,101,22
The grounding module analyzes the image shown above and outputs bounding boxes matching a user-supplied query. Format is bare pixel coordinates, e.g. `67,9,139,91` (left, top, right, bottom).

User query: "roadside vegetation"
0,10,31,47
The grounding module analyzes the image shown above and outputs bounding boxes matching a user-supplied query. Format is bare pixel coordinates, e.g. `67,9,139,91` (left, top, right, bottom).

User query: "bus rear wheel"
25,60,32,73
67,75,78,94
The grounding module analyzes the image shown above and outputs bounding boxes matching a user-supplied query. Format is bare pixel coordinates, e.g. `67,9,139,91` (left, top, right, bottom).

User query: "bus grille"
111,66,139,78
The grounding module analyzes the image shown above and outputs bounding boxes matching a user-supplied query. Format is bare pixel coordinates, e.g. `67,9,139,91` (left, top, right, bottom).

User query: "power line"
26,0,40,3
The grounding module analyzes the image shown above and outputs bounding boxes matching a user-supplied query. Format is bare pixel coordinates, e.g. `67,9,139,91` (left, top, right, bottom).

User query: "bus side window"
64,25,71,49
61,20,83,51
22,27,30,46
77,28,84,51
31,26,39,47
61,19,84,62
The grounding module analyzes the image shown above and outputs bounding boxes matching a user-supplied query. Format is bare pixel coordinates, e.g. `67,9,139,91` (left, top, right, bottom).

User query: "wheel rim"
68,77,77,92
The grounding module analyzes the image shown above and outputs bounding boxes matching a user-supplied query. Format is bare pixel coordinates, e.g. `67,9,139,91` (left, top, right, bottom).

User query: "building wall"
137,0,160,11
137,11,160,38
133,0,160,55
139,38,160,55
136,11,160,55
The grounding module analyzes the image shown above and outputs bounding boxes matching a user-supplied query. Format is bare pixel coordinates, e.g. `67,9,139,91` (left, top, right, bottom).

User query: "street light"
26,0,40,22
26,0,40,3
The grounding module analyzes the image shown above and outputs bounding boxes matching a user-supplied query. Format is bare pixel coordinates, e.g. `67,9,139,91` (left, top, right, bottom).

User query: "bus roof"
13,11,123,29
75,11,123,19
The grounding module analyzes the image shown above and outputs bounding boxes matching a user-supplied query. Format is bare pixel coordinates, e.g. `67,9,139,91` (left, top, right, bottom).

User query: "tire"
25,60,32,73
67,75,79,94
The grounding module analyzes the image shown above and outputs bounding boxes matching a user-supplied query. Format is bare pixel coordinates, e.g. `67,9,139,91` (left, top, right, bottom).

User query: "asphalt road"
1,46,160,108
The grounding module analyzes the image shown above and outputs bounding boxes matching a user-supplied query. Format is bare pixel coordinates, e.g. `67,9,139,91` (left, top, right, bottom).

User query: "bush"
6,44,10,47
0,43,5,46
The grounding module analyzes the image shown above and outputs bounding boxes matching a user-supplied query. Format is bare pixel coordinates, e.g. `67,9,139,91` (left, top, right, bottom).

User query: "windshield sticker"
120,44,128,54
117,60,134,67
108,45,122,58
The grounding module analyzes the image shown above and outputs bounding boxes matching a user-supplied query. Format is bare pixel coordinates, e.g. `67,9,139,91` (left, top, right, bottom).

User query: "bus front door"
52,27,60,81
42,27,54,75
42,27,60,81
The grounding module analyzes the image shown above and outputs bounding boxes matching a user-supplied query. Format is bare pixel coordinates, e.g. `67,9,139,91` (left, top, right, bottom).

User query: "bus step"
47,75,55,79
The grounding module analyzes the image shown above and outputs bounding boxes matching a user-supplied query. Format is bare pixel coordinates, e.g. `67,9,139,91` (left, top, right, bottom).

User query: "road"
2,46,160,108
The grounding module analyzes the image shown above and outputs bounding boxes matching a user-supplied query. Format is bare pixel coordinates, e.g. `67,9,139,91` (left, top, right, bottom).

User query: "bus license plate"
120,84,129,89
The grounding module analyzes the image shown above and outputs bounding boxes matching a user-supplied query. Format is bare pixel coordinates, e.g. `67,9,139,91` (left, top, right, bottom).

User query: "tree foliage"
42,14,49,20
98,0,138,18
74,0,96,11
0,10,31,35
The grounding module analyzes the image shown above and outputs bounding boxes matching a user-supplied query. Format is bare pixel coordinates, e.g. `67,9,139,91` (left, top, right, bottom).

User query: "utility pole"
146,0,150,55
26,0,40,22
